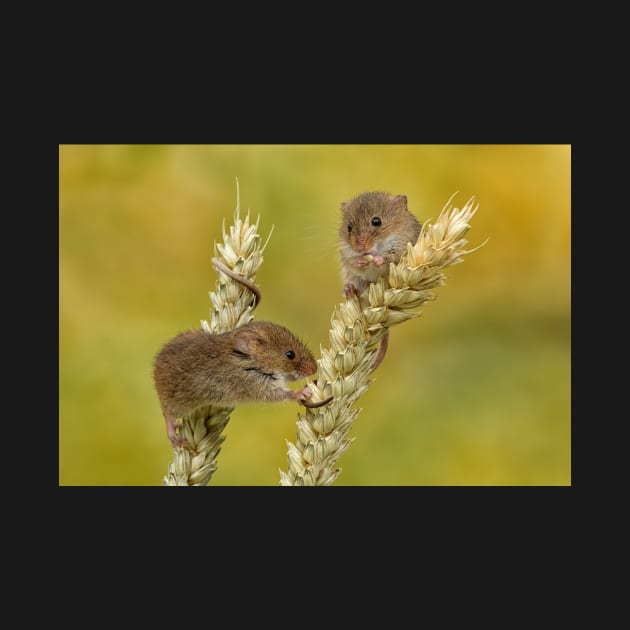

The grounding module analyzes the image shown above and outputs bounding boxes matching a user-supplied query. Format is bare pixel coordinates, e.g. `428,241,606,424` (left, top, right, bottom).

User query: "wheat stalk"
163,179,272,486
279,192,484,486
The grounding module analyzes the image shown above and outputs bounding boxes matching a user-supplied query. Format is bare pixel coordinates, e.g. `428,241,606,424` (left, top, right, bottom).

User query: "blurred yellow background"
59,144,570,485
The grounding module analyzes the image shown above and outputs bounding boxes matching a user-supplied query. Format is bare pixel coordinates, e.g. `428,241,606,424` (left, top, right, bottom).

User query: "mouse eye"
371,217,382,227
285,350,296,360
347,223,353,233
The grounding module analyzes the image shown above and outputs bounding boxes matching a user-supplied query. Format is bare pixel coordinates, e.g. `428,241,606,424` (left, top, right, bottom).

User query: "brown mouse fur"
339,191,422,371
154,322,331,447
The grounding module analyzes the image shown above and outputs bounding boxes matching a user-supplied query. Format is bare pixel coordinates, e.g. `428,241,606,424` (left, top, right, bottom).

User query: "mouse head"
340,191,408,254
231,321,317,381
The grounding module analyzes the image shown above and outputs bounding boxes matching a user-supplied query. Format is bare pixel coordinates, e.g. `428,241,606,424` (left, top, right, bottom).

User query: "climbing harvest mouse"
154,322,332,447
339,191,422,370
339,191,422,297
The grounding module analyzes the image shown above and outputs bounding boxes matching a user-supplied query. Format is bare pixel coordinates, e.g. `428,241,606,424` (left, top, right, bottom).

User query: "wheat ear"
163,179,272,486
280,193,484,486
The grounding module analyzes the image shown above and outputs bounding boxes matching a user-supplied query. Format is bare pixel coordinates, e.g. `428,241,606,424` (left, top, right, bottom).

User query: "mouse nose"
355,237,372,253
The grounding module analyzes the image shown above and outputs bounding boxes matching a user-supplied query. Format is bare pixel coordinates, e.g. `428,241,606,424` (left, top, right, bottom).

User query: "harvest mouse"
154,322,333,448
339,191,422,370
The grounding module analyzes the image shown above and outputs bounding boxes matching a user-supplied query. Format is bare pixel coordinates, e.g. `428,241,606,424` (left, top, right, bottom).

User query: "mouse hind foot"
165,414,187,449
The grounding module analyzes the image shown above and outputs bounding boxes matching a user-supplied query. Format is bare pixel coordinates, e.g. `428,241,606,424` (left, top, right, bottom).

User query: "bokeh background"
59,144,570,486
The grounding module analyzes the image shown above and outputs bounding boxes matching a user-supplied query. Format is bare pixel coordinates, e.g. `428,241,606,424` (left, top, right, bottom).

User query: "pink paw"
295,386,313,404
296,385,333,409
166,416,188,449
168,427,188,449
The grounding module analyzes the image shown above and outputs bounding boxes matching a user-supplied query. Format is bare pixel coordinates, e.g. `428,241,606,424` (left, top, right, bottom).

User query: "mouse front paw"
343,283,360,298
295,386,313,404
296,385,334,409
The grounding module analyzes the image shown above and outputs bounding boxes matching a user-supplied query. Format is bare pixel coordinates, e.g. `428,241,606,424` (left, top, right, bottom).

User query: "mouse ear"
390,194,408,210
233,330,264,356
233,335,251,356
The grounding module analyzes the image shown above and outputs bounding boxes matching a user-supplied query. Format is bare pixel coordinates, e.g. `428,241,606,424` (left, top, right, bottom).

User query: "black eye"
285,350,296,360
371,217,381,227
347,223,353,232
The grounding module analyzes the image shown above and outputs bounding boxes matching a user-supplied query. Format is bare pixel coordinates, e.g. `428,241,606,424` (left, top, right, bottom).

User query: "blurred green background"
59,144,570,486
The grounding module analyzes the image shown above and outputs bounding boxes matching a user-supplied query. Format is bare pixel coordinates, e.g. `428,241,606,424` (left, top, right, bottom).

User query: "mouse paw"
343,283,360,298
296,386,334,409
166,416,188,449
169,433,189,449
295,385,313,404
372,255,385,266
